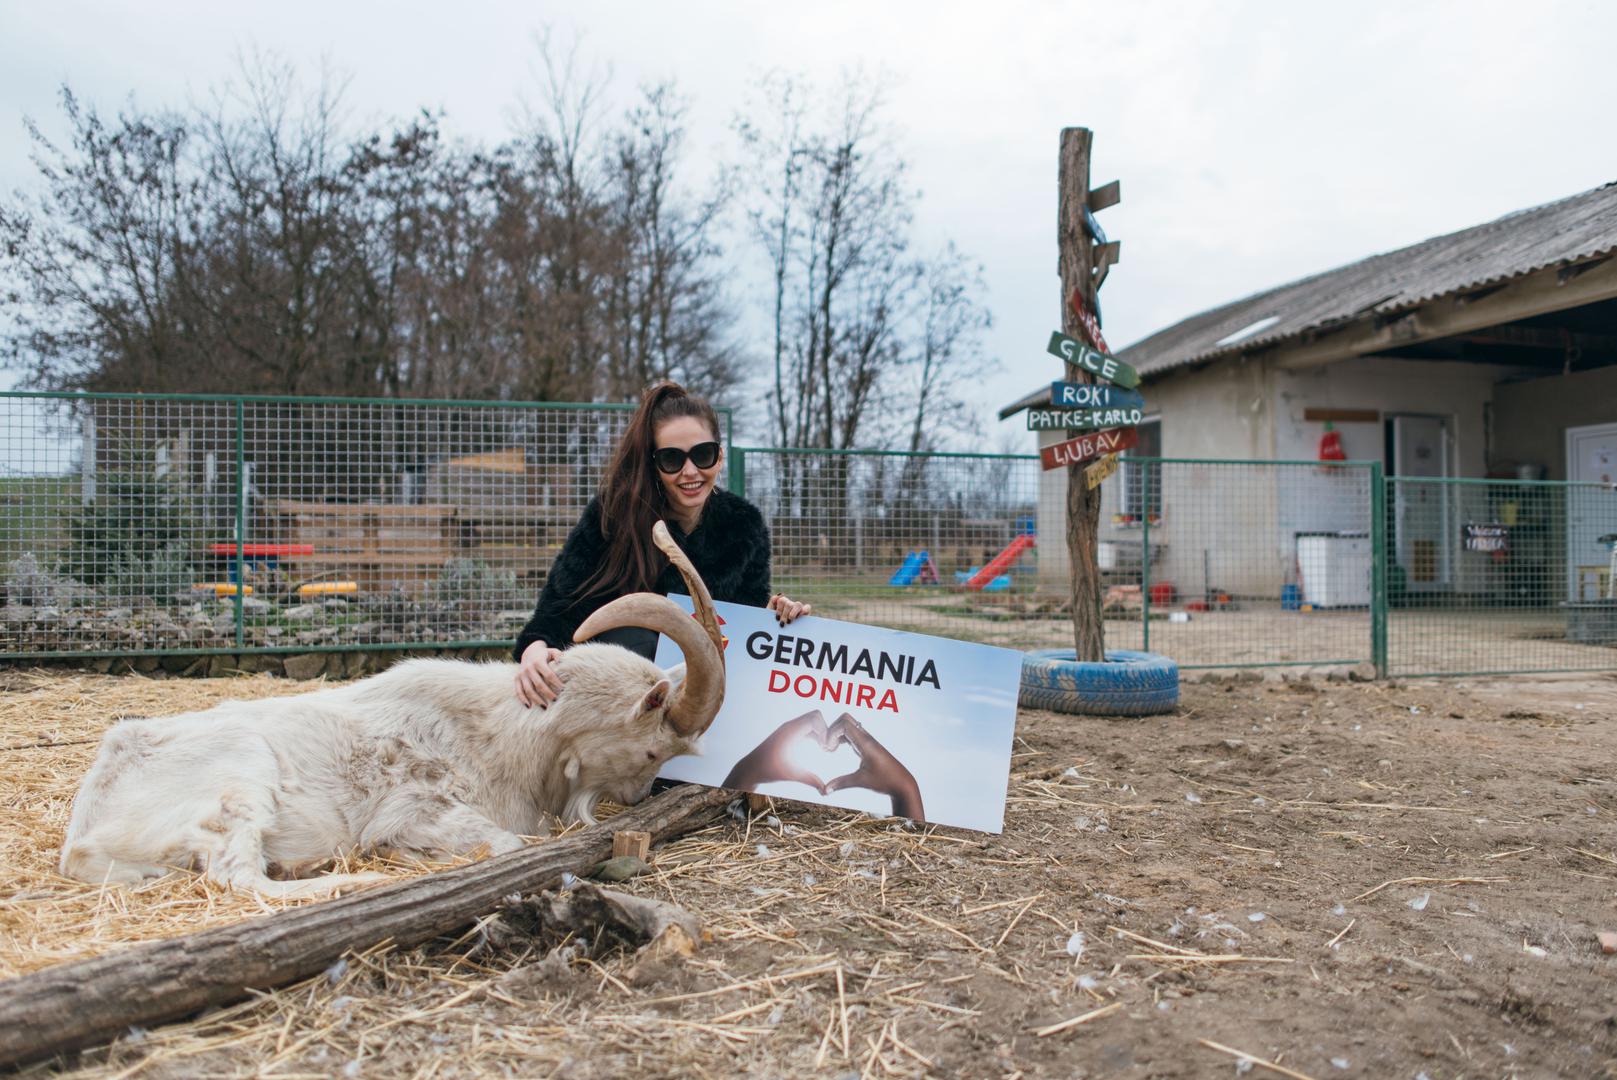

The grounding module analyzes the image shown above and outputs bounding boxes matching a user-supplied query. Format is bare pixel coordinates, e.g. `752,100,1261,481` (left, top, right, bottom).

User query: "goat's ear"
641,678,672,716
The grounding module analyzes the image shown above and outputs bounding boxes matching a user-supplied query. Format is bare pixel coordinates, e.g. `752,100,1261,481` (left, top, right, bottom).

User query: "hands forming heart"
722,710,925,821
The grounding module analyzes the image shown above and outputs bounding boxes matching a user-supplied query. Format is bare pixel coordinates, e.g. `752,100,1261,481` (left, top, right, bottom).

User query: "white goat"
59,523,725,898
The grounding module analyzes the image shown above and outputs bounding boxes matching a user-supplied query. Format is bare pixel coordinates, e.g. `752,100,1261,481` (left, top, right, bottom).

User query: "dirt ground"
4,669,1616,1078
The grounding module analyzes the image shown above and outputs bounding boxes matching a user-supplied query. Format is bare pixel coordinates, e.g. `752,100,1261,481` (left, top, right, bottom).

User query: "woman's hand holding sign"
724,709,925,822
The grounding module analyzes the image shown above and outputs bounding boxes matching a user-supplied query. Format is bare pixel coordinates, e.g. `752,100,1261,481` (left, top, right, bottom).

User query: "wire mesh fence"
0,392,673,658
3,391,1615,678
1385,477,1617,676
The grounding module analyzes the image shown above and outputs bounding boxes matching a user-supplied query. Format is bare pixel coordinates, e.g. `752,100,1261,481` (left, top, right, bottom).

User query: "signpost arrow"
1050,382,1145,410
1046,331,1139,389
1085,453,1120,490
1039,426,1139,472
1027,406,1144,432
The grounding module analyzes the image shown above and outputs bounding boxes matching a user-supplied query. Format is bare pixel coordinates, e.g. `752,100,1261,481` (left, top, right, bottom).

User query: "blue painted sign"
1046,331,1140,389
1049,382,1145,410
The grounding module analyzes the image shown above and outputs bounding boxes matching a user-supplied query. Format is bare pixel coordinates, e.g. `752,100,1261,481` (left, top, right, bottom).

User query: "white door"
1565,422,1617,601
1391,414,1453,591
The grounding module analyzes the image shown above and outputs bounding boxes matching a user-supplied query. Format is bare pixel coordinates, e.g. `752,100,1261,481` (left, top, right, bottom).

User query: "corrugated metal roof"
1000,181,1617,417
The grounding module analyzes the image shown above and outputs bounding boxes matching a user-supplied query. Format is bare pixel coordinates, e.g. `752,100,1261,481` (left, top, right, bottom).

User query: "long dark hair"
576,381,721,603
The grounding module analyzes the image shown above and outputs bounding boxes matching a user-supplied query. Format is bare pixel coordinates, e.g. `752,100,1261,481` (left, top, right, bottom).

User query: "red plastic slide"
964,534,1035,591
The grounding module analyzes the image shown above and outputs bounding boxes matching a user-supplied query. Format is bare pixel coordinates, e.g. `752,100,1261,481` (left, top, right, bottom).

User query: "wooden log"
611,830,651,861
0,783,731,1071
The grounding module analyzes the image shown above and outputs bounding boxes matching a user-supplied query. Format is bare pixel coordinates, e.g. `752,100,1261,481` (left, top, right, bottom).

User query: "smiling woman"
512,381,812,708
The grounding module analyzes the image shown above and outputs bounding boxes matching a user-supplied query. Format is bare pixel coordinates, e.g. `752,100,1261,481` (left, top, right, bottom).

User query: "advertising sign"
655,599,1022,834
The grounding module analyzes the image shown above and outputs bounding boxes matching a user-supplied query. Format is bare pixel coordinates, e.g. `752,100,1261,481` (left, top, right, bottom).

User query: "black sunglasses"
653,441,721,475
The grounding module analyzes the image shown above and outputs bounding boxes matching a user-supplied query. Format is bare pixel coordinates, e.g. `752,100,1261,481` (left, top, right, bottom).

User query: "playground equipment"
964,534,1035,592
889,551,940,587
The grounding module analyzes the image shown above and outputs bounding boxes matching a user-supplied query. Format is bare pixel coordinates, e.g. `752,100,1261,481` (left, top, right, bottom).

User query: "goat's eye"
645,750,657,761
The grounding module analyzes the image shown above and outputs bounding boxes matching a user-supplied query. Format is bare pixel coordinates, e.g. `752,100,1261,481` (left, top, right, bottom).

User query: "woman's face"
653,415,722,519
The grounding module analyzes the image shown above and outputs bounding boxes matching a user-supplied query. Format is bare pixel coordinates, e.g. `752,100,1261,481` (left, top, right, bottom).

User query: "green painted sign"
1026,406,1144,431
1046,331,1139,389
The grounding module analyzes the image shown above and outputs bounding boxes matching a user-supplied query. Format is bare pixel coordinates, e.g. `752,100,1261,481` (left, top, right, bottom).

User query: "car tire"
1019,649,1180,716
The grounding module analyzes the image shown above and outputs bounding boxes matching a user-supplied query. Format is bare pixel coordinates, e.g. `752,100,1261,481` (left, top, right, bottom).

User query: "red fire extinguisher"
1317,421,1346,465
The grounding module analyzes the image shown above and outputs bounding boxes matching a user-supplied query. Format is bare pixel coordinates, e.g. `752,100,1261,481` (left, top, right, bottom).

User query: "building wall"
1027,354,1549,600
1033,358,1281,596
1492,365,1617,480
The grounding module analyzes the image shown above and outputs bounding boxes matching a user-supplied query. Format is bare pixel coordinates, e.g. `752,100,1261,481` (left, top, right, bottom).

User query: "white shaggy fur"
59,650,700,898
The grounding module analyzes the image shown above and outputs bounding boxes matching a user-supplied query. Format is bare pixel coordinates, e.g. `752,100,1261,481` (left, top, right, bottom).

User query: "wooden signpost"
1027,406,1144,431
1045,331,1140,389
1039,426,1139,471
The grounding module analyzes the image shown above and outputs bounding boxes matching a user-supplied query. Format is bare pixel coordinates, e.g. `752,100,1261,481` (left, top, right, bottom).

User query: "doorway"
1386,414,1454,593
1565,421,1617,601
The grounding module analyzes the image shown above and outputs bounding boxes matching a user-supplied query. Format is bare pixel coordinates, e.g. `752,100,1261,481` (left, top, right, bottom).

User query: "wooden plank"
1027,406,1144,432
1050,383,1145,410
1087,180,1121,212
1302,408,1379,424
1092,240,1121,274
1040,426,1139,471
1046,331,1140,389
0,784,731,1070
274,501,458,520
612,831,652,861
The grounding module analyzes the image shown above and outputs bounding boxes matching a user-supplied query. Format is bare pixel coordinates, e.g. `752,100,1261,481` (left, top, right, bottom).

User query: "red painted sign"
1069,289,1109,353
1039,426,1139,471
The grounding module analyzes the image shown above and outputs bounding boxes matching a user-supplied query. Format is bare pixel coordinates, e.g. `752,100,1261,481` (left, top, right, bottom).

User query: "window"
1120,417,1161,523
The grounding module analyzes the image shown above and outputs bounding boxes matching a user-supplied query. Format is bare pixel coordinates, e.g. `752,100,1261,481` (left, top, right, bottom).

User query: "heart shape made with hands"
781,717,864,794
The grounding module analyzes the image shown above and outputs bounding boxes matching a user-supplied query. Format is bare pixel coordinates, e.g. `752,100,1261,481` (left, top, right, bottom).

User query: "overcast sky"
4,1,1615,444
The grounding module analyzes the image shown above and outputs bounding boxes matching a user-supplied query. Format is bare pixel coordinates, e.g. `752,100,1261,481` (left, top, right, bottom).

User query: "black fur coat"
512,487,771,661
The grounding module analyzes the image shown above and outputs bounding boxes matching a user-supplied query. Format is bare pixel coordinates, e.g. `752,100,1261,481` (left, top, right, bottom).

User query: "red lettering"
825,679,842,704
767,669,789,693
876,689,899,712
856,684,875,708
794,675,818,697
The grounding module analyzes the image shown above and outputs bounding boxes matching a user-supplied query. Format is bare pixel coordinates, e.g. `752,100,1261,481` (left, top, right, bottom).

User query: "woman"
513,381,811,708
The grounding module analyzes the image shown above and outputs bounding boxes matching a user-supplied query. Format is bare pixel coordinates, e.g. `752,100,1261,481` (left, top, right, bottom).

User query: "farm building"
1002,181,1617,608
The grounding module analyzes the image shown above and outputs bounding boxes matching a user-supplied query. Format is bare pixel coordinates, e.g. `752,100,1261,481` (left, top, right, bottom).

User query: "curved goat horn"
571,520,726,737
574,594,724,736
651,520,724,657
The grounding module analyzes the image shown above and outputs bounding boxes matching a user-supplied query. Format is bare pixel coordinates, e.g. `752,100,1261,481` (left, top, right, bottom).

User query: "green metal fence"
4,391,1615,678
1,391,726,660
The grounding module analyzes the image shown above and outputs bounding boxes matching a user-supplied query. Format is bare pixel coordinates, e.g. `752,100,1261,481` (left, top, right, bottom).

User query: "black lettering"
915,659,941,689
815,641,849,673
746,631,773,660
850,649,875,677
876,650,903,683
773,634,794,664
791,636,814,668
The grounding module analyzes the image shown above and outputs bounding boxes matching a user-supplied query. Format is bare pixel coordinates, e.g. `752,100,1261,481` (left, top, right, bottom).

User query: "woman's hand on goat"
768,593,812,626
825,713,925,821
515,640,566,708
723,709,836,794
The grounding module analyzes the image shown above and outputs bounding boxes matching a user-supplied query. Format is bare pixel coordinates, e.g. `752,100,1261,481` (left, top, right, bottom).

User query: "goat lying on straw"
59,522,725,898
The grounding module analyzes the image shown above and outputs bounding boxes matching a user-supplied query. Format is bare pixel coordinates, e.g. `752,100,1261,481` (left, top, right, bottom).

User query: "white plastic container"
1297,533,1372,608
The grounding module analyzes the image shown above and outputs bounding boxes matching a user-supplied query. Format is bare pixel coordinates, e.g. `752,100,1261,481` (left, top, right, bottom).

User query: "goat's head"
557,520,726,822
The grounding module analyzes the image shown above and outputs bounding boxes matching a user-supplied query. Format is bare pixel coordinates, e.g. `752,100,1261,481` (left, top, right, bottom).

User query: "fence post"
728,447,746,499
1140,463,1151,654
1370,461,1388,679
234,398,246,651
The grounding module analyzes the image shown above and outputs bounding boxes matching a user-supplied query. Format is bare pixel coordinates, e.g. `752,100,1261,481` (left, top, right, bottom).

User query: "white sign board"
655,599,1022,833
